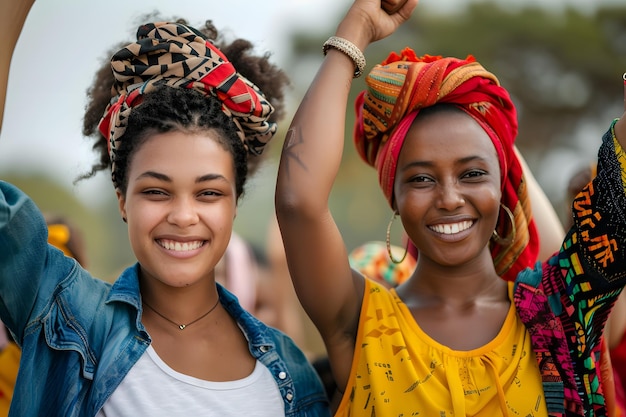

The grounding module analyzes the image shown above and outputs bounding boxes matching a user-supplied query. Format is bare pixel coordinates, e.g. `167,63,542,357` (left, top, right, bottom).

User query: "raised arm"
0,0,35,132
275,0,418,386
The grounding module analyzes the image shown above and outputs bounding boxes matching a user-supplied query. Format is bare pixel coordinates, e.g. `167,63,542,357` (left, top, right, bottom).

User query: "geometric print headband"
98,22,277,187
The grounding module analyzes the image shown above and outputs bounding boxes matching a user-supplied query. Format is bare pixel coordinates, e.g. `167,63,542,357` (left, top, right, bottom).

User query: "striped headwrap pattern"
98,22,276,187
353,48,539,281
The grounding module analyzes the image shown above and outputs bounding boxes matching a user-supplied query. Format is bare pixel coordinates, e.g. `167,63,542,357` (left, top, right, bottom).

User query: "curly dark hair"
80,18,290,198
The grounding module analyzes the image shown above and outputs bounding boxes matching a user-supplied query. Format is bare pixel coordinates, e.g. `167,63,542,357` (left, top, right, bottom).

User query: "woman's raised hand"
0,0,35,133
335,0,419,52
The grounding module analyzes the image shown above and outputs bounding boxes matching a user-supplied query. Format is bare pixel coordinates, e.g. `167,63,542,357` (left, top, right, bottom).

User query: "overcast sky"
0,0,621,208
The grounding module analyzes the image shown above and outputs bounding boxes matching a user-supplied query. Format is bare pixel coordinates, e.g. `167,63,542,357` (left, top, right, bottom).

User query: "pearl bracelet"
322,36,366,78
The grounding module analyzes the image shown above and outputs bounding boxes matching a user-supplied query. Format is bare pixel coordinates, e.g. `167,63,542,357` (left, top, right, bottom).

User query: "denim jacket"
0,181,330,417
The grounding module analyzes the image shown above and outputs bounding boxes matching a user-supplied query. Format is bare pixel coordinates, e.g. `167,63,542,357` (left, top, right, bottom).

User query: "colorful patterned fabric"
514,122,626,416
353,49,538,281
565,160,626,416
98,22,277,188
348,241,415,287
335,279,547,417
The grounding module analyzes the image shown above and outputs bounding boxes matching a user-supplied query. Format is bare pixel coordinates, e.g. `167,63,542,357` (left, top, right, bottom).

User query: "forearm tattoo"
282,126,308,174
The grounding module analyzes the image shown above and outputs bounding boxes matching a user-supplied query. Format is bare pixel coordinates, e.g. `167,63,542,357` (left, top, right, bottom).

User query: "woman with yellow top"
275,0,626,415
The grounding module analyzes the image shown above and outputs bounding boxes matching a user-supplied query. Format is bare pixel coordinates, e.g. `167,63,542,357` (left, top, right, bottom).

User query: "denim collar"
103,262,274,351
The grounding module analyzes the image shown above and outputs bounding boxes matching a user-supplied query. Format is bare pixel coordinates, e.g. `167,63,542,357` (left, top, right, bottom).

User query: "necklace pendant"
179,324,186,330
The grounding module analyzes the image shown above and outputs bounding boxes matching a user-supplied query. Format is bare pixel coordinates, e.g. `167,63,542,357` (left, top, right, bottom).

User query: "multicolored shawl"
98,22,276,187
353,48,539,281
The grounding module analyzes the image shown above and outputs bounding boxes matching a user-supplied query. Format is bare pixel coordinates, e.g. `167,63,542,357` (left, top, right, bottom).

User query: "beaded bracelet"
322,36,366,78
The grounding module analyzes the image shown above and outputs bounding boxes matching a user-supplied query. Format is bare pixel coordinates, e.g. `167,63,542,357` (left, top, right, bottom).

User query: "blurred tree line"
259,1,626,253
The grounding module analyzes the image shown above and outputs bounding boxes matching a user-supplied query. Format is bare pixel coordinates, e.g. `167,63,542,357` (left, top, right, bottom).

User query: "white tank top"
96,345,284,416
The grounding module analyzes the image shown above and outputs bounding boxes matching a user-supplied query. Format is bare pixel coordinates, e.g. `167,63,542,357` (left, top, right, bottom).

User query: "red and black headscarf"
98,22,276,188
353,48,539,281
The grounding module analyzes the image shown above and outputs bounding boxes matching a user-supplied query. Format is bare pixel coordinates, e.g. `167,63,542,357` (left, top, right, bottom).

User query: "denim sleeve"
0,181,73,343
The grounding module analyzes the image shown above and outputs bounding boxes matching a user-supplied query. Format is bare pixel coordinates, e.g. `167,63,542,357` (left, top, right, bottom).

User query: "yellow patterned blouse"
335,279,548,417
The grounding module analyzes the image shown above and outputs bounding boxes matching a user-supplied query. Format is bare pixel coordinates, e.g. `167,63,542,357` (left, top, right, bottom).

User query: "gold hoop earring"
492,203,516,247
386,212,408,264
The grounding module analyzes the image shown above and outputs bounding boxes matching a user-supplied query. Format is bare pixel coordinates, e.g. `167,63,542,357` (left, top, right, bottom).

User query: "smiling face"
394,106,502,269
117,130,237,288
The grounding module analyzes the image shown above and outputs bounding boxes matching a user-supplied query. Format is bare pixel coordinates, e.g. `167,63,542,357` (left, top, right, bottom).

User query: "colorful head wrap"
98,22,277,187
353,48,539,281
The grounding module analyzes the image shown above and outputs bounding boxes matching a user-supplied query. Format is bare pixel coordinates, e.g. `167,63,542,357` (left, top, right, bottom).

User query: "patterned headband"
98,22,277,186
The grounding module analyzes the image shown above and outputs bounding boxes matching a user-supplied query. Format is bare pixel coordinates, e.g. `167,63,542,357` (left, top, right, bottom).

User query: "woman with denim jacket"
275,0,626,415
0,7,330,417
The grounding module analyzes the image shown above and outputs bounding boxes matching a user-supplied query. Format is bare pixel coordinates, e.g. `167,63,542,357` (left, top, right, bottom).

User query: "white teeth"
431,221,473,235
159,239,203,251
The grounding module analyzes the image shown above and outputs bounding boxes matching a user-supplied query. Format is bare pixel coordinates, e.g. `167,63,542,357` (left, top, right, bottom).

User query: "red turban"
353,48,539,281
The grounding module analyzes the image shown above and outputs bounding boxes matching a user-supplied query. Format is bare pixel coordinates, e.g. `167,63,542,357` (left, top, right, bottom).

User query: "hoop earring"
386,212,408,264
491,203,516,246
